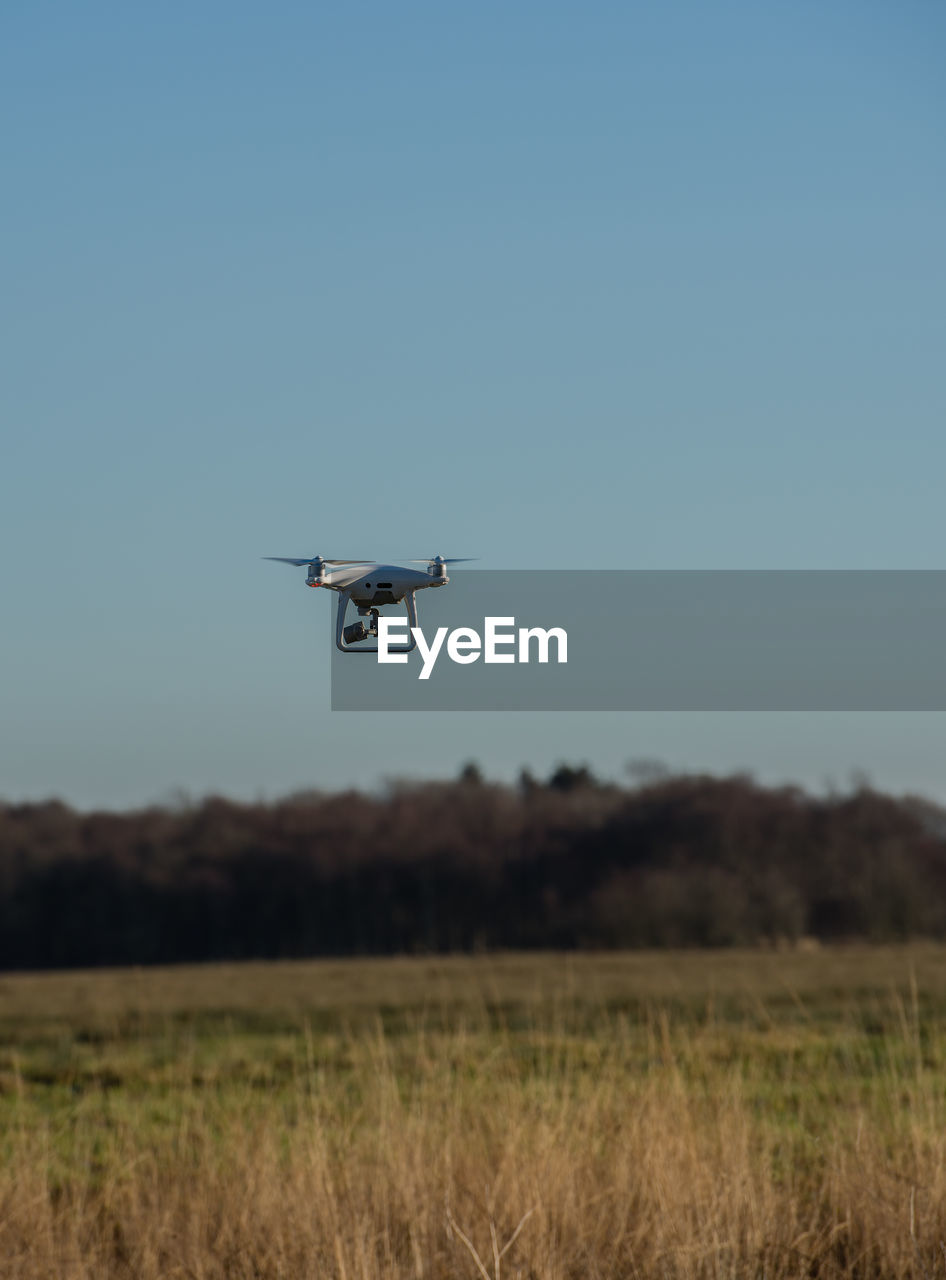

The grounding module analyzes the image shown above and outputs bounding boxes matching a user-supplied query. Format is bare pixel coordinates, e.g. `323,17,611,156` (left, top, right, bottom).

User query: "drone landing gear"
335,592,418,653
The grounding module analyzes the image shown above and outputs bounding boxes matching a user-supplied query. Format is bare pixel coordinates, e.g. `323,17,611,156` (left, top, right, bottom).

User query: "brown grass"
2,948,946,1277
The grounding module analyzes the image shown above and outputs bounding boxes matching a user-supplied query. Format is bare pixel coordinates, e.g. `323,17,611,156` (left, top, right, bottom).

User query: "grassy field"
2,947,946,1278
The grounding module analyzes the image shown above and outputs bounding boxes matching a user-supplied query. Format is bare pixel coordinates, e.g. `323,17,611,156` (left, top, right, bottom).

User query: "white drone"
264,555,475,652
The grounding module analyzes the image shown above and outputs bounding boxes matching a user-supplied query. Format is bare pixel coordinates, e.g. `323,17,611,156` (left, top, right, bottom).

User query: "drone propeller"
407,557,478,565
263,557,374,567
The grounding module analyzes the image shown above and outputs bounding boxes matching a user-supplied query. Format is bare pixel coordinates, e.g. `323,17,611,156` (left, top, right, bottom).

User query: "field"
2,948,946,1278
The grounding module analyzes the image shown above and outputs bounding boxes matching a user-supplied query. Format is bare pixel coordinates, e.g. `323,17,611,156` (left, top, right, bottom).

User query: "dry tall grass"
2,950,946,1278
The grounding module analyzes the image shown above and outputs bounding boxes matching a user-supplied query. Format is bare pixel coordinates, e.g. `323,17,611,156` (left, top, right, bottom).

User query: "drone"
263,555,475,652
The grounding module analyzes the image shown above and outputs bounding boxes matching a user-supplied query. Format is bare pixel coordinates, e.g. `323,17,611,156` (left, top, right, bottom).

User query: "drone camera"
343,621,370,645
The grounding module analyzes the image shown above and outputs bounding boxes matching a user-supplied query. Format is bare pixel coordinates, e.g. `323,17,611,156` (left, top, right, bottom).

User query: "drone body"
264,555,474,652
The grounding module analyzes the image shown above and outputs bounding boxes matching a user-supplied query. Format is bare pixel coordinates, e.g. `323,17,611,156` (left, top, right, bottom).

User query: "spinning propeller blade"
262,557,374,567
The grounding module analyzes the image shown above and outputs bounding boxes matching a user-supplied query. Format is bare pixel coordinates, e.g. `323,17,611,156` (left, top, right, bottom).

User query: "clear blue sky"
3,1,945,808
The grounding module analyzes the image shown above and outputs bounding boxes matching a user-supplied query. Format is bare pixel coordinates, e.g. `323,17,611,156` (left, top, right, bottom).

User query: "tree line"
1,766,945,968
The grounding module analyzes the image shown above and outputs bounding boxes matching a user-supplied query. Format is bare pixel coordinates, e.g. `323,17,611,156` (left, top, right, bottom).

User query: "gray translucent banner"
330,571,946,711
